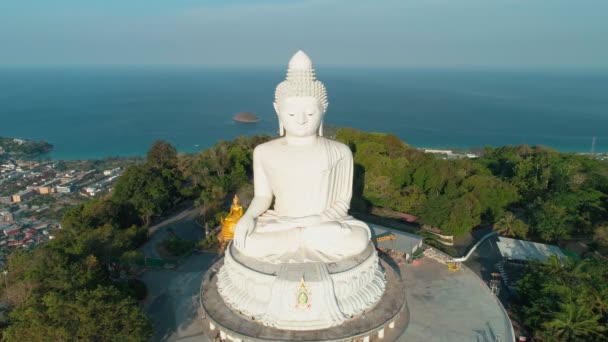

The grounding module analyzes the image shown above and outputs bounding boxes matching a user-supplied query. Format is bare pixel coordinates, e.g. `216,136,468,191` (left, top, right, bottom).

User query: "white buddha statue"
217,51,385,330
233,50,370,263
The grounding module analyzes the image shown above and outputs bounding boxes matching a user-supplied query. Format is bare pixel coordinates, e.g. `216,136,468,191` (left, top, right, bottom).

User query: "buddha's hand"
278,215,323,227
234,215,255,249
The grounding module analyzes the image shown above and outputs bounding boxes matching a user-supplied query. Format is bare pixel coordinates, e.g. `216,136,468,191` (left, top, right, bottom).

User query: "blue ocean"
0,67,607,160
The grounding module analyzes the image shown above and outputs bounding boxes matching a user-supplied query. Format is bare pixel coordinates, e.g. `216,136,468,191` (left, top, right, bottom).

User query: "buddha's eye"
307,113,314,116
288,113,295,116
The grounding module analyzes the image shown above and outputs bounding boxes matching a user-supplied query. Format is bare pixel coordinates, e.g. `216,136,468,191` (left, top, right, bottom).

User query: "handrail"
451,231,497,262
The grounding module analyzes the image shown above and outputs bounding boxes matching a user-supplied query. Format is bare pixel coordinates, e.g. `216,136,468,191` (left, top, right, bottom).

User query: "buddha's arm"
243,147,273,219
234,147,273,249
320,146,353,221
244,196,273,219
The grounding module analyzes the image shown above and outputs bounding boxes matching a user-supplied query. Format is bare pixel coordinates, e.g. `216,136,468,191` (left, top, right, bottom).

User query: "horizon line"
1,63,607,73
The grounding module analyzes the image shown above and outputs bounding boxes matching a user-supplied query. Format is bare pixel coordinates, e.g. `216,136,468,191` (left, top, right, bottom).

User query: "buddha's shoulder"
319,137,352,157
253,137,352,157
254,139,283,153
253,139,283,159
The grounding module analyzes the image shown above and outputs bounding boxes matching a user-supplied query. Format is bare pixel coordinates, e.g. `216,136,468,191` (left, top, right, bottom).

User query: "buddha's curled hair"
274,51,329,112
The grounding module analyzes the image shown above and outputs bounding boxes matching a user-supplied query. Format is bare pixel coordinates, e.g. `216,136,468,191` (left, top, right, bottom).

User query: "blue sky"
1,0,606,68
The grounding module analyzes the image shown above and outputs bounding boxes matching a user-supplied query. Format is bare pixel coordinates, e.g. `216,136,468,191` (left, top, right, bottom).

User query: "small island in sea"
0,137,53,158
232,111,259,123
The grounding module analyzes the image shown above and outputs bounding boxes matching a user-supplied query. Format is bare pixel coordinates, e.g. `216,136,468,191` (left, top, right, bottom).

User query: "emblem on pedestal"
295,277,312,310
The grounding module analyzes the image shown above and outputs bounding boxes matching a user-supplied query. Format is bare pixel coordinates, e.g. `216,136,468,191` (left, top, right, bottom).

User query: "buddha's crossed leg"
242,219,369,260
300,221,369,258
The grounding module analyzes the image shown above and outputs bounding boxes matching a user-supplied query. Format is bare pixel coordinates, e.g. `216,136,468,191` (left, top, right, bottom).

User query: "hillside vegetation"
3,130,607,340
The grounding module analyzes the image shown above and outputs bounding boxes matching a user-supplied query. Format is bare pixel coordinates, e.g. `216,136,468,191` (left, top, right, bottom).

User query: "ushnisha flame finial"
288,50,313,70
274,50,328,112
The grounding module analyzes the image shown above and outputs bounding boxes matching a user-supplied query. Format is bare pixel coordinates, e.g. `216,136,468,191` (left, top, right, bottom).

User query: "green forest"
517,256,608,340
2,129,607,340
337,128,608,245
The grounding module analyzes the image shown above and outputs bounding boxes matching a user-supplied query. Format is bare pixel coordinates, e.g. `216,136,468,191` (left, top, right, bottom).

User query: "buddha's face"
274,96,324,137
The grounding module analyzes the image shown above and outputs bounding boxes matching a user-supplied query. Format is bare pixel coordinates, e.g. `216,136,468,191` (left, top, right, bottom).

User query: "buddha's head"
274,50,328,137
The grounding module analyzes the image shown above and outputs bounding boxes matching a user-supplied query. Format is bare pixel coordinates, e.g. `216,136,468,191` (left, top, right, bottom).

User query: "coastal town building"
15,160,38,169
55,186,72,193
84,187,98,196
421,148,479,160
0,218,60,266
37,186,55,195
0,162,14,171
11,209,27,220
11,189,35,203
28,185,53,195
78,170,96,180
0,212,13,223
28,179,60,195
2,225,21,236
33,223,48,231
423,148,453,154
103,167,121,176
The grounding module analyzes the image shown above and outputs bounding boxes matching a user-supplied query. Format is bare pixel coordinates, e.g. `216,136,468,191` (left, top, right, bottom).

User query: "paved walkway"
139,202,214,341
399,258,514,342
142,253,216,342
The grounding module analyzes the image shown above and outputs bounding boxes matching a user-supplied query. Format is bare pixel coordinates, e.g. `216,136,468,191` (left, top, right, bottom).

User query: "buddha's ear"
274,102,285,136
318,122,324,137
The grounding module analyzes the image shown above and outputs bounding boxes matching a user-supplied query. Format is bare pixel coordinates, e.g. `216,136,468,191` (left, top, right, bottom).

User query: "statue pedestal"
200,250,408,341
217,242,386,330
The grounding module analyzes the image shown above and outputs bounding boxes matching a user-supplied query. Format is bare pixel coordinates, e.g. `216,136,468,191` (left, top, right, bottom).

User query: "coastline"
2,68,607,160
22,139,608,162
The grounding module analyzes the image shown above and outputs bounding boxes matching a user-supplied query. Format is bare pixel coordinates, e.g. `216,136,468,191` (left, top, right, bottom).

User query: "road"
141,202,202,259
142,253,216,342
139,202,215,341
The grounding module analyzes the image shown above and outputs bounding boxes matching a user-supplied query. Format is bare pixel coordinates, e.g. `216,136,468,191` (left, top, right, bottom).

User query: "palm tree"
578,286,608,318
543,300,606,341
594,226,608,248
594,288,608,316
494,212,529,238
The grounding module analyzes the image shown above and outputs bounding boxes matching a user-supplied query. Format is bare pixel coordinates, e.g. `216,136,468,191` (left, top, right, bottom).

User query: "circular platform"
200,254,408,342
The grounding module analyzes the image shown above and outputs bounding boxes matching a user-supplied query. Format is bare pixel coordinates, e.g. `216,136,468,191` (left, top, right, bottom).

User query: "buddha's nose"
296,112,308,125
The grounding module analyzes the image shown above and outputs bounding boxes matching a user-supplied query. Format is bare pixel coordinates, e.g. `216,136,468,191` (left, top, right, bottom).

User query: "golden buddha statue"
219,195,244,242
